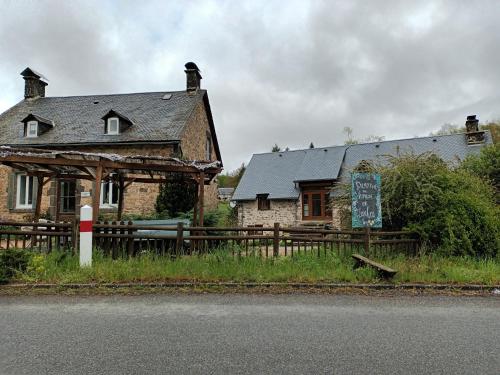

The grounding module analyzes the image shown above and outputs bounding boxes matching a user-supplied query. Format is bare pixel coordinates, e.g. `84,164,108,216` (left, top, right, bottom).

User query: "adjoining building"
232,117,492,228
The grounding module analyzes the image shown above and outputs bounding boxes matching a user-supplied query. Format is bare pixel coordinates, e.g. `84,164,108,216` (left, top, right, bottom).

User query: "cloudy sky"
1,0,499,171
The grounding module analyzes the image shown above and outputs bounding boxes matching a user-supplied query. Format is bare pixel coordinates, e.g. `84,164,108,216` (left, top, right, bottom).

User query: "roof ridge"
37,89,206,99
252,131,489,157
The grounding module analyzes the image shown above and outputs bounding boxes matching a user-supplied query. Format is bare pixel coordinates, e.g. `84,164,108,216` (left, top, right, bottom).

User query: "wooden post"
198,172,205,227
92,164,103,222
192,181,198,227
364,226,371,255
117,175,124,221
127,220,134,257
33,176,44,222
176,222,184,257
273,222,280,257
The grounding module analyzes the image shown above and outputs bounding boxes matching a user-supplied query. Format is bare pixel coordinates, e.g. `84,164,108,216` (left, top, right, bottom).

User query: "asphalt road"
0,293,499,375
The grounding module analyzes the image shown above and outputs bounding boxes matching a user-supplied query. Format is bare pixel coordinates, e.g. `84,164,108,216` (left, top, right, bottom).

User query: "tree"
309,142,314,149
343,127,384,145
155,174,197,217
430,120,499,143
217,163,246,188
271,144,281,152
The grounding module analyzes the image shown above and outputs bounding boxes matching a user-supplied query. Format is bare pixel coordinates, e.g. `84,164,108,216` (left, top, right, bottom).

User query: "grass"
10,249,500,285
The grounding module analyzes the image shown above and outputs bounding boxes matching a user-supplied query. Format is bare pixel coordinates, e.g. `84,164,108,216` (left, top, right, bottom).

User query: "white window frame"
107,117,119,135
16,174,34,209
100,180,119,208
26,121,38,138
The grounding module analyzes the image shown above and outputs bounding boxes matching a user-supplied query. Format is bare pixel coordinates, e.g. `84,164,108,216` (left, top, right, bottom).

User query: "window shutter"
32,177,39,209
7,173,15,210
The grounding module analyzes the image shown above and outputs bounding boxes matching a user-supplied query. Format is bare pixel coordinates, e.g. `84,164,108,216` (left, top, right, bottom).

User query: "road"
0,293,499,374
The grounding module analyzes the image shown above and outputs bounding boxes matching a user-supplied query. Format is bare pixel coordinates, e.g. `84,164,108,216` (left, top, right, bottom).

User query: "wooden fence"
0,221,75,252
0,220,420,258
92,221,420,258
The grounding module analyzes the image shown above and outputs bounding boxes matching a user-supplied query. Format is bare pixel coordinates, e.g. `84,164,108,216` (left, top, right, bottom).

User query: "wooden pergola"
0,146,222,224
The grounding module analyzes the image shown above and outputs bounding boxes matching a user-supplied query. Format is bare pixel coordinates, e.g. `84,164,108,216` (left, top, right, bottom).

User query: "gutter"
4,140,181,148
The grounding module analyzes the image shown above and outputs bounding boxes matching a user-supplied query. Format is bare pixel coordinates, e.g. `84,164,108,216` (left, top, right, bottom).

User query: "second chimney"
21,67,48,99
184,62,202,92
465,115,485,144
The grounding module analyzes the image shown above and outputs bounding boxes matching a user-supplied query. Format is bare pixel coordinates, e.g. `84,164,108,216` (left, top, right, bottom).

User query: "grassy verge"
8,250,500,285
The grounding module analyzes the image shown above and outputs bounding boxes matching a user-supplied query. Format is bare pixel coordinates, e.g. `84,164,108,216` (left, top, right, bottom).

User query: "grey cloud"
0,0,499,171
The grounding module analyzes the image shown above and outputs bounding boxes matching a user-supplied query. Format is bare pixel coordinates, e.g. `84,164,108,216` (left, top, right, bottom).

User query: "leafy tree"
271,144,281,152
217,163,246,188
430,120,499,143
155,174,197,217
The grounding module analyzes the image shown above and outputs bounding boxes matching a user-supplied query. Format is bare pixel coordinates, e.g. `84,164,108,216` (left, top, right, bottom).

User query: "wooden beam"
75,166,96,178
33,176,44,223
92,164,103,222
192,180,198,227
198,171,205,227
117,175,124,221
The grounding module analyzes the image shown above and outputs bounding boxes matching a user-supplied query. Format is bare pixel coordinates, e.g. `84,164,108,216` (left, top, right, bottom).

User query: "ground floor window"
60,180,76,213
100,180,120,207
302,190,331,220
16,174,34,209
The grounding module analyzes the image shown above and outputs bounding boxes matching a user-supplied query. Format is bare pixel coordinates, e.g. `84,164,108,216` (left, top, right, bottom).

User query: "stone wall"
180,99,219,211
237,196,341,228
237,200,299,227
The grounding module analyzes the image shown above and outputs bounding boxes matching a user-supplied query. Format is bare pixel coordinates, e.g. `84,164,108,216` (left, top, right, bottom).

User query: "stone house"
0,63,222,221
232,117,492,228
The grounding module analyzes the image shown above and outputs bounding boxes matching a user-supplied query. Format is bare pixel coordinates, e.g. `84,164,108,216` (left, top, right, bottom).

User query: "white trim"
16,174,34,209
107,117,119,135
26,121,38,138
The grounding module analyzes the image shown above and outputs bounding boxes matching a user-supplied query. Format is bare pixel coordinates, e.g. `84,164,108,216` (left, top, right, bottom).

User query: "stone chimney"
20,67,48,99
184,62,202,92
465,115,485,144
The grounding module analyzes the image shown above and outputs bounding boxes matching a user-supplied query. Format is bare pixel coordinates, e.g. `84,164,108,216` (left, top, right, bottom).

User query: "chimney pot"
184,62,202,92
20,67,48,99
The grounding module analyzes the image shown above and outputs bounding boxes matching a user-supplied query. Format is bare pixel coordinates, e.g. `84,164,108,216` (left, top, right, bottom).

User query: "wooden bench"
352,253,397,279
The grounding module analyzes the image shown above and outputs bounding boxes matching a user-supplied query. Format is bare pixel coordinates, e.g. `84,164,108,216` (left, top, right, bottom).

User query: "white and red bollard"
79,205,93,267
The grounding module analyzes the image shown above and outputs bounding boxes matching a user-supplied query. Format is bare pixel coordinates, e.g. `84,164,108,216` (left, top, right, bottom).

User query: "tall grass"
15,249,500,285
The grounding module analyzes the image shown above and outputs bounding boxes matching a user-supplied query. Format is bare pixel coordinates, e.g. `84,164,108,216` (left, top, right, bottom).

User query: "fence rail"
0,220,420,258
0,221,75,252
92,221,420,258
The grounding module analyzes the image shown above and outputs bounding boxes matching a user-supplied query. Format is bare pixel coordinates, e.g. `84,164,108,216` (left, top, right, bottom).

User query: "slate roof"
232,132,493,201
233,146,347,200
0,90,206,145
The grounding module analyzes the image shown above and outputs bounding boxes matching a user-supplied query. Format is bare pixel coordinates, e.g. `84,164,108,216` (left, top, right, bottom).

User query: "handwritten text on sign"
351,173,382,228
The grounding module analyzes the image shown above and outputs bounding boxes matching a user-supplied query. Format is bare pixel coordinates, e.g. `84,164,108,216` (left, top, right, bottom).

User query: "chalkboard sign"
351,173,382,228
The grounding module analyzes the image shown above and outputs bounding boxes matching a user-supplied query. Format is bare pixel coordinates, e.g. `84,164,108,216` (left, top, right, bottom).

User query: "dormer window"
21,114,54,138
107,117,119,135
102,110,133,135
27,121,38,137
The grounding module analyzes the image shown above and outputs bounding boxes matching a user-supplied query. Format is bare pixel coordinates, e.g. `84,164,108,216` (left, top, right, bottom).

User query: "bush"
0,249,32,283
378,153,499,257
334,152,500,257
461,143,500,203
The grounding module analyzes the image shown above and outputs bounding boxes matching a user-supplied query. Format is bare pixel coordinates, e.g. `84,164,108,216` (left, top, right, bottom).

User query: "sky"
1,0,499,171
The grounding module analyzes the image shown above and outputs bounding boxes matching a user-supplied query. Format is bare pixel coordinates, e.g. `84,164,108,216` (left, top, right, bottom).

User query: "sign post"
79,205,93,267
351,173,382,229
352,173,381,254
